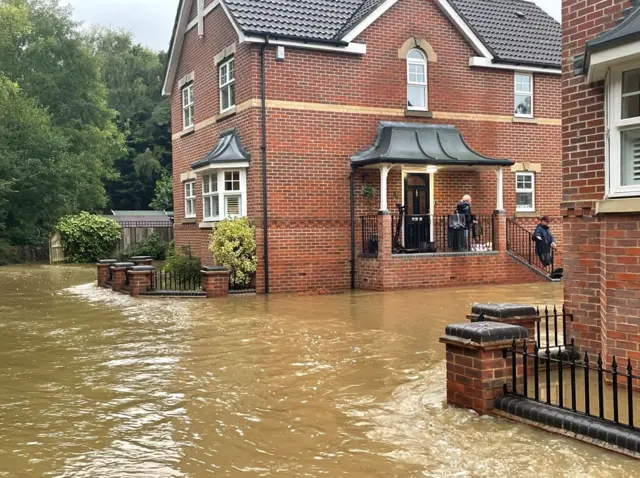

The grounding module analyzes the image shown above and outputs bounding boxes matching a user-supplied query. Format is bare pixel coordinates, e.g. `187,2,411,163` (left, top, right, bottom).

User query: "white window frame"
219,57,235,113
607,63,640,197
198,169,247,222
202,173,219,221
515,172,535,212
407,49,428,111
514,72,533,118
182,83,194,130
184,181,196,218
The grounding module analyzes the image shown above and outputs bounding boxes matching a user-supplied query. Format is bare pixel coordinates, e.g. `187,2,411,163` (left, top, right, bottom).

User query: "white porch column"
197,0,205,37
495,167,504,212
379,164,393,213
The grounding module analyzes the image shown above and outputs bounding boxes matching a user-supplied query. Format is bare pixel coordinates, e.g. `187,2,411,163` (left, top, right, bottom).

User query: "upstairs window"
219,57,235,113
407,49,427,110
514,73,533,117
182,83,194,129
515,172,535,212
184,181,196,218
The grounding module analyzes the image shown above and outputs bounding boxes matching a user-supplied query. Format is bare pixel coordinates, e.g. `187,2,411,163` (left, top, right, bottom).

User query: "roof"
585,4,640,63
351,122,513,168
191,128,251,170
448,0,561,68
107,211,173,225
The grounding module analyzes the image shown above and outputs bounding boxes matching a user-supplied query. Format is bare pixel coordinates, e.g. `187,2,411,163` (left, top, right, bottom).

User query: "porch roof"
351,122,513,169
191,128,251,170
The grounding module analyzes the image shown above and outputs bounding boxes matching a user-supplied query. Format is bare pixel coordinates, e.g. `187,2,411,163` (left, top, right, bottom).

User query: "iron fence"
361,215,379,256
505,340,640,429
507,219,554,274
536,305,573,350
150,271,202,292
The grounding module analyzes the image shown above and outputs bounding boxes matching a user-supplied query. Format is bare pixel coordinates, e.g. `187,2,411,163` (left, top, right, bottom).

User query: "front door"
404,174,430,251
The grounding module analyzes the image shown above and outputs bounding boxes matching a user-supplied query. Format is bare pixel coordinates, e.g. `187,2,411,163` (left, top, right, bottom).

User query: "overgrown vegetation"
209,218,257,287
117,232,169,261
57,212,121,262
164,246,201,276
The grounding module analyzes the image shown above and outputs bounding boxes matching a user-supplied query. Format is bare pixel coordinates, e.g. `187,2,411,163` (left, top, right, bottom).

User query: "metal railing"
392,214,496,254
507,219,554,275
150,271,202,292
536,305,573,350
361,215,379,256
505,340,640,429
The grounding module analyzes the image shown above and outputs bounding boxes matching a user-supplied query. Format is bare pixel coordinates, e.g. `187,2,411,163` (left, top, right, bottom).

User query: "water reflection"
0,265,638,477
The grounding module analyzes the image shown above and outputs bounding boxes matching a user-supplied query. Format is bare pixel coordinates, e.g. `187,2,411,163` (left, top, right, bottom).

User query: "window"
199,170,246,221
182,83,194,129
515,172,535,212
514,73,533,117
219,57,235,112
184,181,196,218
202,173,219,221
607,66,640,196
407,49,427,110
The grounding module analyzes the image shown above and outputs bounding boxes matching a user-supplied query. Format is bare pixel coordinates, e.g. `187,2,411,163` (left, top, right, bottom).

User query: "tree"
0,0,125,245
150,173,173,211
86,28,172,211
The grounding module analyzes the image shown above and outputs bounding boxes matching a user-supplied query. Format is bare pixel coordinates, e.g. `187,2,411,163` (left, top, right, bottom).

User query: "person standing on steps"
532,215,557,267
456,195,475,250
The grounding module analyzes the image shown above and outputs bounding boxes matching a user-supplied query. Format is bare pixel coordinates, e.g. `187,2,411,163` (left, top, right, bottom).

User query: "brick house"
563,0,640,367
164,0,562,293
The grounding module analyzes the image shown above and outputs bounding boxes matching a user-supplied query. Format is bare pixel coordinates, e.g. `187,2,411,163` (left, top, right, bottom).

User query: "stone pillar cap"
471,303,538,319
111,262,135,268
130,255,153,260
201,266,228,272
129,265,155,272
98,259,118,264
444,322,527,344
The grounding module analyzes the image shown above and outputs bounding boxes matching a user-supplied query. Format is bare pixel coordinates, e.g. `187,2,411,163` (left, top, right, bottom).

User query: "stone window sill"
512,117,537,124
405,109,433,118
596,198,640,215
217,107,236,122
514,211,539,218
182,218,197,224
180,126,195,137
199,221,218,229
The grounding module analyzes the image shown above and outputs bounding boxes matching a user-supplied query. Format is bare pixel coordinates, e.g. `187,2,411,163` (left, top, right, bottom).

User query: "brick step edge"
506,252,560,282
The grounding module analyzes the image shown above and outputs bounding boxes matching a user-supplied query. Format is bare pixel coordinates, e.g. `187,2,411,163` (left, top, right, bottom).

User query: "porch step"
507,252,561,282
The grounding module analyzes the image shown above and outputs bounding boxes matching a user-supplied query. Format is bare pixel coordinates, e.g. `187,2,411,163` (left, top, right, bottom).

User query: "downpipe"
260,38,270,294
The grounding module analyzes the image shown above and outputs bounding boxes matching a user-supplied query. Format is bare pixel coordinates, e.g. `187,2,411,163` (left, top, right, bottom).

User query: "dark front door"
404,174,430,251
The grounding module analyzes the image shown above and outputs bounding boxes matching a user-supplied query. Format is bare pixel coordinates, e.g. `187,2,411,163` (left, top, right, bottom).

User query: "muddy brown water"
1,265,639,477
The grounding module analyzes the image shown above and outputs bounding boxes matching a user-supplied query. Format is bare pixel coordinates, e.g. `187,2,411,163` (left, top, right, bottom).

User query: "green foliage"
0,240,20,266
150,172,173,211
134,232,168,260
209,218,257,287
57,212,121,262
164,246,201,276
361,184,376,199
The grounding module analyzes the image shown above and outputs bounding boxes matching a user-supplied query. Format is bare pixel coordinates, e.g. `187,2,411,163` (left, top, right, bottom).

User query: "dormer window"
407,49,428,110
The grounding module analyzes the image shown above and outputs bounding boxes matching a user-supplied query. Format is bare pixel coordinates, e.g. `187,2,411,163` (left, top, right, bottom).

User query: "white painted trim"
470,57,561,75
242,36,367,55
515,171,534,212
341,0,399,43
191,161,250,173
435,0,493,59
588,39,640,84
186,1,218,31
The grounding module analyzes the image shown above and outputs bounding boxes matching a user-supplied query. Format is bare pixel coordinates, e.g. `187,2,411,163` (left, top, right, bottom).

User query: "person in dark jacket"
455,195,475,250
532,216,557,267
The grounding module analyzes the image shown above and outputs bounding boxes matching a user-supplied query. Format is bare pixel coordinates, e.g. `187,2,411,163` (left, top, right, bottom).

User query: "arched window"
407,49,428,110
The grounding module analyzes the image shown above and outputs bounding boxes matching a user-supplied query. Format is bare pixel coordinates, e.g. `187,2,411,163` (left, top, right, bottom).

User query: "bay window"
184,181,196,218
199,169,246,221
202,173,219,221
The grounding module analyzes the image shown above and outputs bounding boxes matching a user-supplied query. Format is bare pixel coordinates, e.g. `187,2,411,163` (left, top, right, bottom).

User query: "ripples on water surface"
0,265,639,477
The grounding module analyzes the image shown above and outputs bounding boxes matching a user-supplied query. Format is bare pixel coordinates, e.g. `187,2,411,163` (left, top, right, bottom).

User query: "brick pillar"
111,262,134,293
130,255,153,267
376,213,392,261
202,266,230,298
494,210,507,252
97,259,117,288
127,266,154,297
467,303,540,343
440,322,528,414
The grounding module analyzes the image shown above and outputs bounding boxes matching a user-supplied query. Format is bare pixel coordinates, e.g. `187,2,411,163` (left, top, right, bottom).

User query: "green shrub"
167,239,175,258
209,217,257,286
57,212,121,263
134,232,168,260
0,240,20,266
164,245,201,275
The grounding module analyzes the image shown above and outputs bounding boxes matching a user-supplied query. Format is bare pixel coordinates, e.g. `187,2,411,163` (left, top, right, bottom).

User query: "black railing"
505,340,640,429
392,214,496,254
361,215,379,256
151,271,202,292
536,305,573,350
507,219,554,274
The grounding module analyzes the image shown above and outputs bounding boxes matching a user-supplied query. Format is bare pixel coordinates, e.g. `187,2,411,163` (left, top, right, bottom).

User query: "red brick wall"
562,0,632,362
171,0,562,293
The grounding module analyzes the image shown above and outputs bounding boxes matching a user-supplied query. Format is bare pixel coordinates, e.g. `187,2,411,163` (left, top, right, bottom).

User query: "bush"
0,240,20,266
134,232,168,260
57,212,121,263
164,245,201,275
209,217,257,287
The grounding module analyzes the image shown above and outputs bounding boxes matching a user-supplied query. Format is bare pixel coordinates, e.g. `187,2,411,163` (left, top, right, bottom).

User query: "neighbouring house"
164,0,562,293
563,0,640,368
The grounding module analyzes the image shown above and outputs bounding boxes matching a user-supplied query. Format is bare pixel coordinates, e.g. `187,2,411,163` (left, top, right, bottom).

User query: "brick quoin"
171,0,561,294
561,0,640,368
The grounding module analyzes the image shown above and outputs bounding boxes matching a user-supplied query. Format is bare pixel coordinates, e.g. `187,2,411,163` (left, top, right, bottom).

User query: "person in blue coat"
532,216,557,266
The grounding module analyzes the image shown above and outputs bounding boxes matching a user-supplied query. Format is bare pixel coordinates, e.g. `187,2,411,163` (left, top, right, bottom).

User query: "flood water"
1,265,639,477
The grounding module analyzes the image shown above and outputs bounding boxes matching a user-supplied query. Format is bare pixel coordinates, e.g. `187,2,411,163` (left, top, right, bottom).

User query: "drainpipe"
260,37,270,293
349,168,356,289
